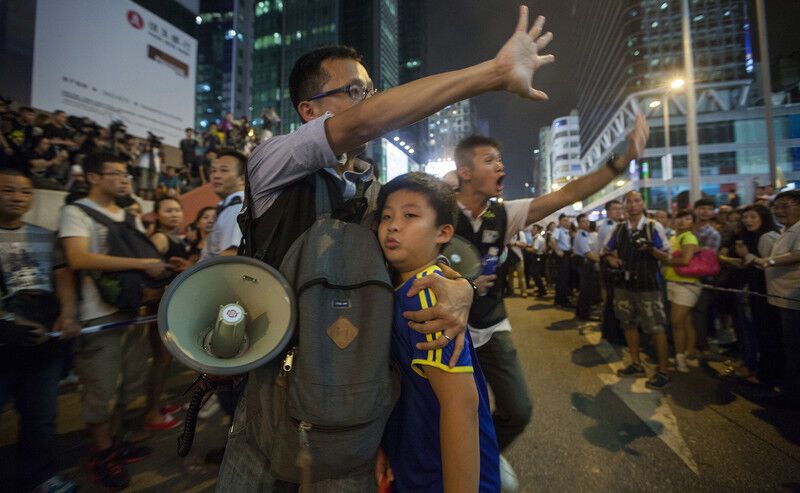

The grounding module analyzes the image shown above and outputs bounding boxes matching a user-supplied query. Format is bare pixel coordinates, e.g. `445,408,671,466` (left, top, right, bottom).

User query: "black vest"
238,169,372,268
455,201,508,329
612,220,662,291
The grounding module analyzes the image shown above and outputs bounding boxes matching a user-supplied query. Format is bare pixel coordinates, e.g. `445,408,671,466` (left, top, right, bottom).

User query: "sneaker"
499,454,519,492
617,363,646,378
646,372,672,390
675,354,689,373
34,475,79,493
143,412,182,431
87,454,130,491
113,441,153,464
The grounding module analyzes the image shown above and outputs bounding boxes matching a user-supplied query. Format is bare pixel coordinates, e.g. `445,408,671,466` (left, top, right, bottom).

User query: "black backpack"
73,203,166,310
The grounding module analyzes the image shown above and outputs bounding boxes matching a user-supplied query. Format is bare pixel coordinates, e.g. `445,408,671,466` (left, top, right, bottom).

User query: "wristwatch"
768,258,776,267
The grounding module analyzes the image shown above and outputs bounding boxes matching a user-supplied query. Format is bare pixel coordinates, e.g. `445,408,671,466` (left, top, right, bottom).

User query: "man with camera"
0,168,81,492
603,190,672,390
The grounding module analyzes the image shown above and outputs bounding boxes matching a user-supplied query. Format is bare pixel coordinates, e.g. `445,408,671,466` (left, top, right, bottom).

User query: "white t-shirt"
58,198,145,321
458,198,532,348
200,191,244,260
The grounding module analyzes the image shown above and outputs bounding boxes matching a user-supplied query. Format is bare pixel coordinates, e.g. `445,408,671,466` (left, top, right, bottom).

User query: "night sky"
427,0,579,199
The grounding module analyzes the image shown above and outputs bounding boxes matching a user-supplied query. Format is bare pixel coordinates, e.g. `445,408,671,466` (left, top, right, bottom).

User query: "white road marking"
585,331,700,475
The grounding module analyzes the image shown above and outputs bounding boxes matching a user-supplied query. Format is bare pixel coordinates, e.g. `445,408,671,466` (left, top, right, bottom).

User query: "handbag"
674,248,720,278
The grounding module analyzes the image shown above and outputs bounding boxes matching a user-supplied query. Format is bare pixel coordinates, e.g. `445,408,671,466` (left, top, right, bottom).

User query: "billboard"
31,0,197,146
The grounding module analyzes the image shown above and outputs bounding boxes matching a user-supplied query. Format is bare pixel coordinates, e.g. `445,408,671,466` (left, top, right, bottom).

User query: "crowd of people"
1,6,798,493
0,95,277,203
507,189,800,394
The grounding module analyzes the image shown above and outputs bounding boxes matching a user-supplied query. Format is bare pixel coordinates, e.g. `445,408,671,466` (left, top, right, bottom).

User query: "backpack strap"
315,172,332,218
73,203,121,229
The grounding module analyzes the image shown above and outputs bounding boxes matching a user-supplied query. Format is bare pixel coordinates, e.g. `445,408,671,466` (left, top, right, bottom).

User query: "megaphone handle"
177,385,210,457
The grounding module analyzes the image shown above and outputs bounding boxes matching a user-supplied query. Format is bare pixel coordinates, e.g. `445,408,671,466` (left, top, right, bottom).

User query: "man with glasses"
757,190,800,406
59,152,170,490
223,6,554,491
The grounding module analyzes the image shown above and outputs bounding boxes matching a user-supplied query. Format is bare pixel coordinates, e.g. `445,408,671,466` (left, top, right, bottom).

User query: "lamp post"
681,0,701,203
755,0,778,187
650,77,684,211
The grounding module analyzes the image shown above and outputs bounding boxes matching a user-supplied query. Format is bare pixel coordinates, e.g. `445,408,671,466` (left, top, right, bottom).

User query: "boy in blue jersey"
375,172,500,492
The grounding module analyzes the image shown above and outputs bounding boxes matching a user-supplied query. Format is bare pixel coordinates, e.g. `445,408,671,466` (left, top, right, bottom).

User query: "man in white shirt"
201,151,246,260
59,152,169,490
758,190,800,405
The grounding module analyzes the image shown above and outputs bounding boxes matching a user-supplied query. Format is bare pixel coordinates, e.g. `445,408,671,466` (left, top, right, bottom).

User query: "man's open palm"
494,5,555,101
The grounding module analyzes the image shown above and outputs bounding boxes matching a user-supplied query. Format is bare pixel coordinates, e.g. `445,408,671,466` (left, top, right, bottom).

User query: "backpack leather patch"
327,316,358,349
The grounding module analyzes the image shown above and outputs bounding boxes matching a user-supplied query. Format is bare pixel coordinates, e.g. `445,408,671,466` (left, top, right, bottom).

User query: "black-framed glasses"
309,83,378,102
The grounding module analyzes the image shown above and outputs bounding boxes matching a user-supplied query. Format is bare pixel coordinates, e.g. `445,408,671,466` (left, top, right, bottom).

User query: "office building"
195,0,254,129
426,99,479,161
572,0,799,213
249,0,399,133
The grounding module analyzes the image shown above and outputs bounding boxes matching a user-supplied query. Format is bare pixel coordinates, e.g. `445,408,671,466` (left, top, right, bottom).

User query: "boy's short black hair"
376,172,458,228
694,197,716,208
558,213,568,221
576,213,587,223
605,199,621,211
454,135,501,168
289,45,362,117
675,208,695,220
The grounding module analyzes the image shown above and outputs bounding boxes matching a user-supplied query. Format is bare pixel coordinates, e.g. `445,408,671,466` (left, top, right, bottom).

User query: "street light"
660,77,685,210
680,0,701,203
649,100,661,109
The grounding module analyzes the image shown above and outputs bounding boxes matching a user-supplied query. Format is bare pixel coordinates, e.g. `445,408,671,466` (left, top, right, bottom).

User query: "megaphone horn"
157,256,296,376
157,256,296,457
442,235,482,280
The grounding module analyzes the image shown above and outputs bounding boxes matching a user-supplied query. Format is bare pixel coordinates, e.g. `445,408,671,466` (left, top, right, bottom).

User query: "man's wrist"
455,276,478,301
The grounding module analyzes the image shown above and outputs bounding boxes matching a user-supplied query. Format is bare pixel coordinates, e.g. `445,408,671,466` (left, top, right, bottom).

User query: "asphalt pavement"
2,292,799,492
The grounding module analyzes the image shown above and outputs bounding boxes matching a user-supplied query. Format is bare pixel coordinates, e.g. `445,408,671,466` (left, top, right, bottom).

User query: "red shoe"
160,403,182,414
143,413,182,431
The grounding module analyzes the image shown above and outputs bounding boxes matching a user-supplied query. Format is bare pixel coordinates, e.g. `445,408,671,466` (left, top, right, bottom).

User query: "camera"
147,131,163,148
631,229,653,251
110,120,128,141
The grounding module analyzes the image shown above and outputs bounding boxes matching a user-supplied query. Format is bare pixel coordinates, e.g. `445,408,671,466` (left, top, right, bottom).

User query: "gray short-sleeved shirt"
248,113,341,218
58,198,145,321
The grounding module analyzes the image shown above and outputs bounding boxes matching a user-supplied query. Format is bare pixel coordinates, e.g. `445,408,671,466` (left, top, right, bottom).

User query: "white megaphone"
157,256,295,456
442,235,482,280
157,256,295,375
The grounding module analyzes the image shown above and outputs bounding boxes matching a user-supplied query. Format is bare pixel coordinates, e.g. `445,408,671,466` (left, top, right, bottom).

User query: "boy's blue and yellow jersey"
383,265,500,492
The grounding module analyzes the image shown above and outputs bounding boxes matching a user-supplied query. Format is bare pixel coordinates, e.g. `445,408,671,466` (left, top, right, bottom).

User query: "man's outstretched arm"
526,112,650,226
325,5,555,155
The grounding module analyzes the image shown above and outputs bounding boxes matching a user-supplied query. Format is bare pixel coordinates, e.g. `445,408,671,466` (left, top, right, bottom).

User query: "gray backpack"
257,173,398,483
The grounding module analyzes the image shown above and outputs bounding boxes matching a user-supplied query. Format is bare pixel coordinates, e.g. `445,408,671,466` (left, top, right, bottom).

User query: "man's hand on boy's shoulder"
403,275,473,367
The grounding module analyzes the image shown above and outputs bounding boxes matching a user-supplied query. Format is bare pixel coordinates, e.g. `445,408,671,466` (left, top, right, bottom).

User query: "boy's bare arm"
426,367,480,493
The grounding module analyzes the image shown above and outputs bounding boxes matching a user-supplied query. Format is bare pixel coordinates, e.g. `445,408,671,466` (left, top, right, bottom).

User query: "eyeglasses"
309,83,378,103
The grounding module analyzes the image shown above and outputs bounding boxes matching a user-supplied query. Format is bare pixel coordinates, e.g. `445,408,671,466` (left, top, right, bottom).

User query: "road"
2,294,799,492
